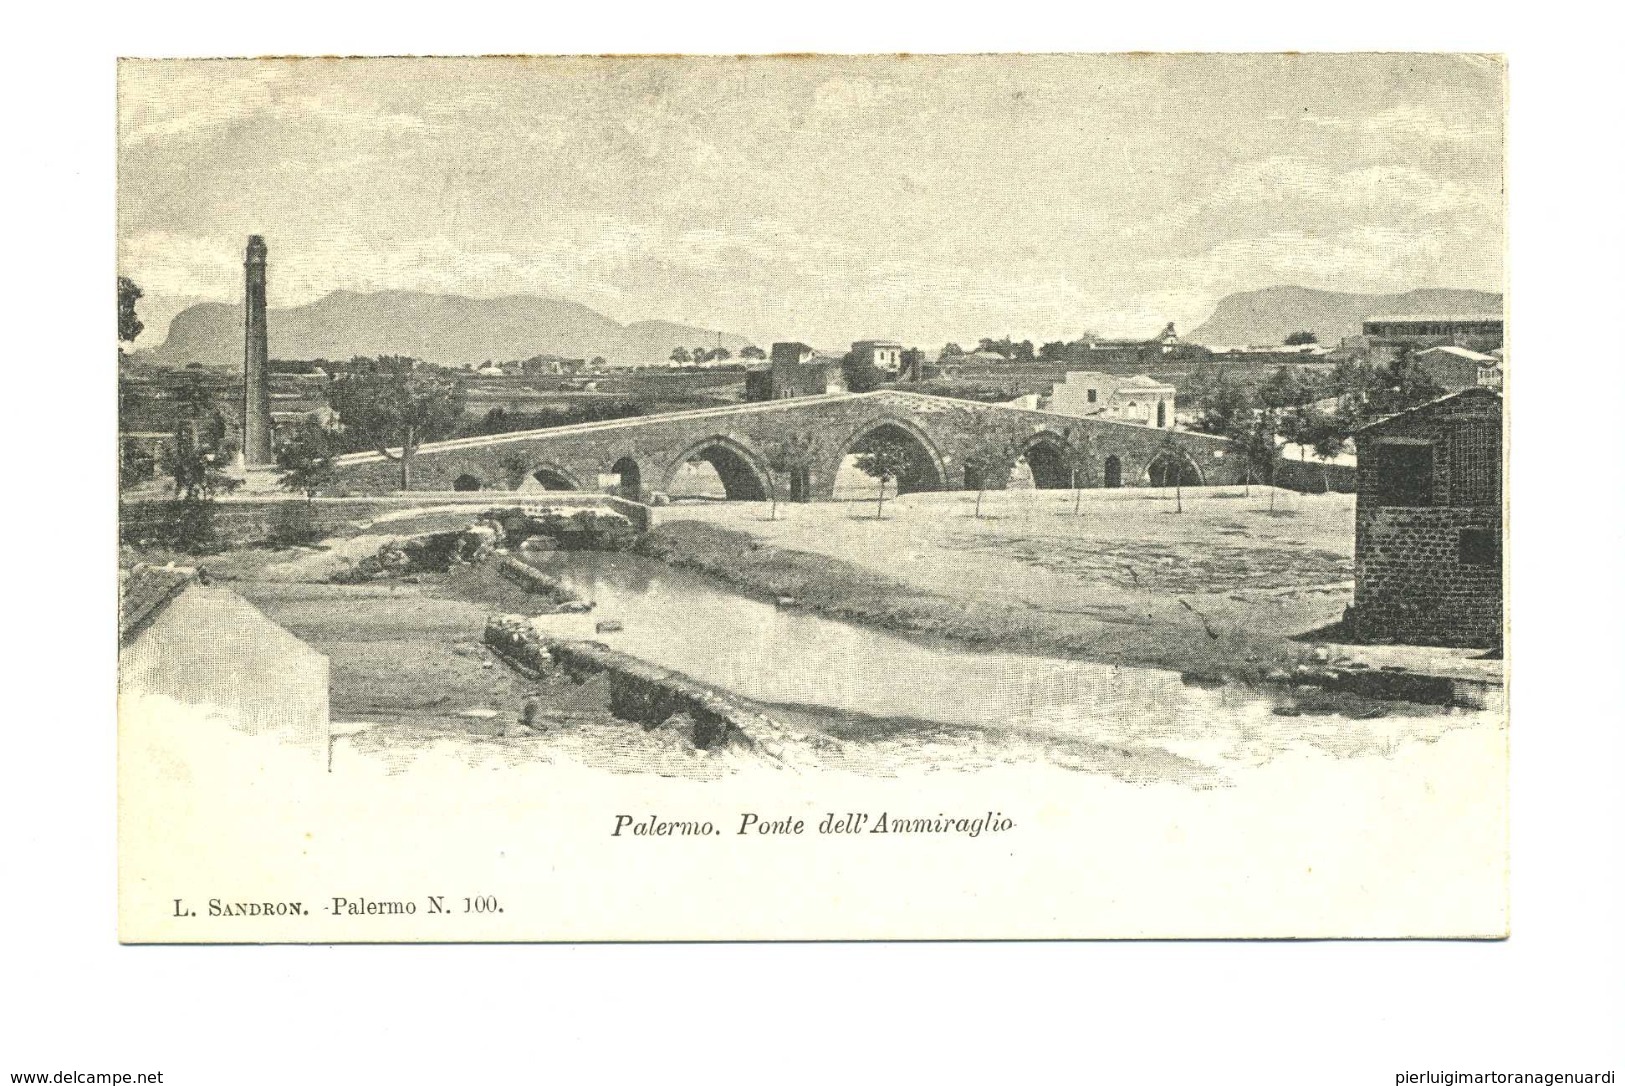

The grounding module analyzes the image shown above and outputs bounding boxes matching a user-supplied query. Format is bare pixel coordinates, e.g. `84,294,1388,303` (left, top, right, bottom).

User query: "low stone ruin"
482,614,784,753
331,506,639,585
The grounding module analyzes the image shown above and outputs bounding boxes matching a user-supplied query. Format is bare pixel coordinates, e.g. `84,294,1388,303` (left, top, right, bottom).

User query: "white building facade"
1046,371,1177,429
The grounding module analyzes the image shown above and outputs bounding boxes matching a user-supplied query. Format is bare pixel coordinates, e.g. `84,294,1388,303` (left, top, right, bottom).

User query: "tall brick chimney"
242,235,273,467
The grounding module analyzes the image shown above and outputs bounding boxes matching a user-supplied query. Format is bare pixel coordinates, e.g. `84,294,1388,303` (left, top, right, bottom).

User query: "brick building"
744,343,848,402
1349,387,1503,648
1412,345,1500,392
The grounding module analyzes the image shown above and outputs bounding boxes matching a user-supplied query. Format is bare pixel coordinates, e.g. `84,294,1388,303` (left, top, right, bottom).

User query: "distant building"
1349,387,1503,648
745,345,848,402
1359,315,1503,364
850,340,903,375
770,342,817,367
1046,371,1177,429
1412,346,1501,392
517,355,584,376
120,566,331,764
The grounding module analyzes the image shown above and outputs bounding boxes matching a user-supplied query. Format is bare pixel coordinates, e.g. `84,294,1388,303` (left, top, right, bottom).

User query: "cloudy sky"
118,54,1504,349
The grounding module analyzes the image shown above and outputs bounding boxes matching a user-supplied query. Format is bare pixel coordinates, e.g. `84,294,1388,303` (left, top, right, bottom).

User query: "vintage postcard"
116,53,1507,942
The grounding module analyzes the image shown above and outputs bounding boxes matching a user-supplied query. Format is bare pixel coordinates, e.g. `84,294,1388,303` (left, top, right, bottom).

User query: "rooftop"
120,566,196,643
1416,345,1498,363
1353,386,1503,435
1363,314,1504,325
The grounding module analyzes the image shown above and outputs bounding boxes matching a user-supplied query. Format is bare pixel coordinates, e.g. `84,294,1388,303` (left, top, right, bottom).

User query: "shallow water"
508,551,1493,775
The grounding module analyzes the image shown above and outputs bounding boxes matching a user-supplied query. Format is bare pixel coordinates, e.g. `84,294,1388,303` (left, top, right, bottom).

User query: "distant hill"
1187,286,1503,347
146,290,754,369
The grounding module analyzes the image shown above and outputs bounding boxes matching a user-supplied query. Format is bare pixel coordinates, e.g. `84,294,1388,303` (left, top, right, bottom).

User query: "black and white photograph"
109,53,1515,942
1,9,1622,1080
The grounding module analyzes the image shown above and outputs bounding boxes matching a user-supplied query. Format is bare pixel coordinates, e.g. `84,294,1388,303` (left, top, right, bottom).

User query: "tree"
1156,435,1188,513
1061,427,1098,516
1372,349,1446,418
670,346,691,365
1189,369,1252,436
764,432,817,522
854,438,912,519
1283,330,1318,346
1328,356,1380,410
1258,366,1312,410
589,356,606,369
118,276,144,344
120,438,156,491
710,346,731,362
1230,411,1284,510
166,369,231,461
163,424,240,502
899,347,925,380
940,342,965,358
1038,340,1069,362
275,417,338,506
324,357,467,490
960,413,1016,519
740,344,767,361
157,423,240,551
1296,407,1347,493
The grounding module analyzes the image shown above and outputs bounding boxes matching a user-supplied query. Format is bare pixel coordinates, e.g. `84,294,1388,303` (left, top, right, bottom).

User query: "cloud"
1362,104,1498,143
810,76,905,116
118,64,287,146
1145,227,1481,300
118,231,242,298
118,63,423,148
1207,156,1499,217
1299,104,1498,144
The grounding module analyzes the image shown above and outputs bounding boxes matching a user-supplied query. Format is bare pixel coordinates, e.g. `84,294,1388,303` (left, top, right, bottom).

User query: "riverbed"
451,549,1499,786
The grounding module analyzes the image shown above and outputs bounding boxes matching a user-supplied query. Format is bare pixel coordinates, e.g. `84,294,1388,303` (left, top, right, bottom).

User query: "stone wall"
120,493,649,548
1350,388,1502,648
1352,505,1501,647
1273,457,1357,494
483,615,786,752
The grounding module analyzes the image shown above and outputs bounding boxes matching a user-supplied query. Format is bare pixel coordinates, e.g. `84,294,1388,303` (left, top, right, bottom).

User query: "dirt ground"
655,486,1359,679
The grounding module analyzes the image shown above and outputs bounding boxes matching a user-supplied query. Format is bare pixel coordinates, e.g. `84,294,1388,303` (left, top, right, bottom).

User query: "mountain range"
140,284,1506,370
142,290,754,369
1186,286,1502,347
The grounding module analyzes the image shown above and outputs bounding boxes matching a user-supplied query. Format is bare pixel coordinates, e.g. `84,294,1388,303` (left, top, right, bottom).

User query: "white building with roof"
850,340,903,374
1046,371,1177,429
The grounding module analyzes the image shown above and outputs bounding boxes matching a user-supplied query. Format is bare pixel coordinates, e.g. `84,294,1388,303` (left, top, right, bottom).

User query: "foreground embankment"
633,519,1300,684
633,509,1497,706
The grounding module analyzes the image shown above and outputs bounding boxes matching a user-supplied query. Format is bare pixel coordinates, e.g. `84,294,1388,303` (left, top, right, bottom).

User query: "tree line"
1184,353,1447,493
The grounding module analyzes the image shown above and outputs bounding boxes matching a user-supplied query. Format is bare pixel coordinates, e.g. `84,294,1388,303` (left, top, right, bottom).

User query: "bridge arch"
832,415,949,496
520,462,583,492
1018,431,1075,490
610,456,643,500
1144,447,1206,487
662,435,773,502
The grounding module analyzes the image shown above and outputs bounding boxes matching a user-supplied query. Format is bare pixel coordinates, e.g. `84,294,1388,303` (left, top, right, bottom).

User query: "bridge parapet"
328,390,1240,499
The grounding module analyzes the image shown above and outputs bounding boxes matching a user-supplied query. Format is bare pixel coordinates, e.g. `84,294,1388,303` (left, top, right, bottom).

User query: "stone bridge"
330,390,1241,500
